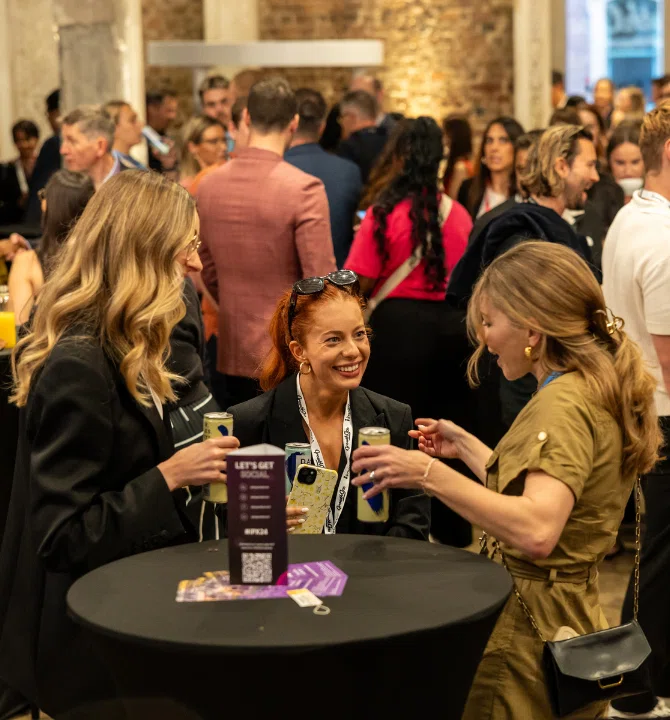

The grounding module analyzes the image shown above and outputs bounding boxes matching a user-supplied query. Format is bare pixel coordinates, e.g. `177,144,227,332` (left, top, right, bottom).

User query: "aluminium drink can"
284,442,312,494
357,426,391,523
202,412,234,504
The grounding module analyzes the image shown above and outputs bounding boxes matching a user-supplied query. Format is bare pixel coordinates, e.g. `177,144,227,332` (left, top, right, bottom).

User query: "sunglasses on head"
288,269,359,340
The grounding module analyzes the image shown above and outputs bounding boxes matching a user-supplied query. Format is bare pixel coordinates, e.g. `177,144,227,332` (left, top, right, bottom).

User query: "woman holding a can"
229,270,430,538
350,242,661,719
0,171,239,717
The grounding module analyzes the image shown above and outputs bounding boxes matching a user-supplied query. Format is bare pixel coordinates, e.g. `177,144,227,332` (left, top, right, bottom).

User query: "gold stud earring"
524,346,532,360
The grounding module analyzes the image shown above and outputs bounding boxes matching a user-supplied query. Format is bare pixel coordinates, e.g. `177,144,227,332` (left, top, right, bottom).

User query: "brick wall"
259,0,515,136
142,0,204,122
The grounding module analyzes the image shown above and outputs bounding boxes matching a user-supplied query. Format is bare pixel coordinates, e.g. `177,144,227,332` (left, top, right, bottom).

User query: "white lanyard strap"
14,160,28,196
296,374,352,533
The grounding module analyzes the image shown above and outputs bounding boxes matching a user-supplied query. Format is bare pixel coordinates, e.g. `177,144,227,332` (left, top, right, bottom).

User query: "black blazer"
0,161,25,225
0,337,193,715
229,376,430,540
336,127,388,184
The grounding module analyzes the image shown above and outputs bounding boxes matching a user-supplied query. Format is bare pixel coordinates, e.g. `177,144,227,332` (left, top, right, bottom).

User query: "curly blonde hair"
519,125,592,198
466,241,661,479
11,170,197,408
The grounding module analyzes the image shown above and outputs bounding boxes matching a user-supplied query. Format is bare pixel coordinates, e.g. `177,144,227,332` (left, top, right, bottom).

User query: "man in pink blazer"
198,77,336,407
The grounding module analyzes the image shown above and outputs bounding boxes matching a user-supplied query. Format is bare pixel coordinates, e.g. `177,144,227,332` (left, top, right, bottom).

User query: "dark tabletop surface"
67,534,512,654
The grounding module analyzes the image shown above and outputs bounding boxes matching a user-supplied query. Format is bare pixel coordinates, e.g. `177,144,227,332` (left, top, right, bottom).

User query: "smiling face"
479,294,535,381
14,130,38,161
290,294,370,392
561,138,600,210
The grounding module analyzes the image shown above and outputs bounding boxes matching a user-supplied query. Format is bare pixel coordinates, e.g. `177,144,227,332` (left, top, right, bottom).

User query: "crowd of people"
0,66,669,720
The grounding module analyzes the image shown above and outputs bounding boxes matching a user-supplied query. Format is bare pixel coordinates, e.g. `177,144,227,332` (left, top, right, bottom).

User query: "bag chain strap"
480,477,642,643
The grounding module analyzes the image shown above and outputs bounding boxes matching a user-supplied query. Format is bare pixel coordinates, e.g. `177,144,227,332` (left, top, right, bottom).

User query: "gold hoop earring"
299,361,312,375
524,346,532,360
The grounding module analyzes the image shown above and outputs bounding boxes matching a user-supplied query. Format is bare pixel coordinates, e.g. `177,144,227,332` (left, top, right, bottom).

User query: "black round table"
0,348,18,544
68,535,511,719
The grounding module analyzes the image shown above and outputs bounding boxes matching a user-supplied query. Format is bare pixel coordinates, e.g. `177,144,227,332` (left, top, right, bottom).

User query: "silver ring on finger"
369,470,376,482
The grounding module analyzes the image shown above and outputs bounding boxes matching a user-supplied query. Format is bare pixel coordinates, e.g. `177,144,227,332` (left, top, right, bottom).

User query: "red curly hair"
258,282,367,392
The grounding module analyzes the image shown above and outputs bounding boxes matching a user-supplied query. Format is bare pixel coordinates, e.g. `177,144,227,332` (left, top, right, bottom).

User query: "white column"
588,0,608,84
0,0,14,161
514,0,552,129
201,0,260,101
0,0,58,162
53,0,145,117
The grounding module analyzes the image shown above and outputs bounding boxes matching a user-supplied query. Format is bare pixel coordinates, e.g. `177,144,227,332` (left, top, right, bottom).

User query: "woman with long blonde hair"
351,241,661,719
0,170,238,717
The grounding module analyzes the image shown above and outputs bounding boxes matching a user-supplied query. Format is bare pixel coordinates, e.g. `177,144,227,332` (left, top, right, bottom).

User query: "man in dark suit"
23,89,62,230
349,70,403,135
285,89,362,268
336,90,388,184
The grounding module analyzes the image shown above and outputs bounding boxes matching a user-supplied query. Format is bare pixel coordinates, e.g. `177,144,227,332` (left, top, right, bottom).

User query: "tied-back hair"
467,116,525,216
466,241,661,478
39,169,95,281
360,118,409,209
371,116,447,289
12,170,197,408
259,282,367,392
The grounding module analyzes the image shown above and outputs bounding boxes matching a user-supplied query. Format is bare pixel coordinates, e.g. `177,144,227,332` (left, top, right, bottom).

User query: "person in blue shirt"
285,89,362,268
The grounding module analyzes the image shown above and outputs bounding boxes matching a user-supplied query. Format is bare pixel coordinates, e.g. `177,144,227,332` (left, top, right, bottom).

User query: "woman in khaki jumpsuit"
351,242,662,719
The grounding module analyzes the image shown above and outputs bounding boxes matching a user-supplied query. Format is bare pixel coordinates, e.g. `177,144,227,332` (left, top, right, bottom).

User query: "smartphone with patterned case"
286,464,339,534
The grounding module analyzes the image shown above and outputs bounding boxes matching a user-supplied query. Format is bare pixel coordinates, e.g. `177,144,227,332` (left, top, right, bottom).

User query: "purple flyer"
176,561,348,602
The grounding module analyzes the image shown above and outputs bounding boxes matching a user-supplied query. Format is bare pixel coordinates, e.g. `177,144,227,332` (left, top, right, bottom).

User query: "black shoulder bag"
483,478,651,718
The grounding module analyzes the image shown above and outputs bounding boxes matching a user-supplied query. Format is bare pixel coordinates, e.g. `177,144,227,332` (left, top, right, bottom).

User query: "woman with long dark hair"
8,169,94,324
443,114,474,199
345,116,473,545
458,116,525,220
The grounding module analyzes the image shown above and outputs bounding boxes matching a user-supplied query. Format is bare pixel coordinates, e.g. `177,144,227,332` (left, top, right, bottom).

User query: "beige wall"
0,0,58,161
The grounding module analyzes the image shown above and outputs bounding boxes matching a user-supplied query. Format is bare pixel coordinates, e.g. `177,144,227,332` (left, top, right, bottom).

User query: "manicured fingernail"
301,507,309,513
298,518,306,524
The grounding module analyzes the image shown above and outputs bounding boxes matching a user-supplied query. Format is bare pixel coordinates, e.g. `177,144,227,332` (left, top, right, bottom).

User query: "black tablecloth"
0,348,17,544
68,535,511,719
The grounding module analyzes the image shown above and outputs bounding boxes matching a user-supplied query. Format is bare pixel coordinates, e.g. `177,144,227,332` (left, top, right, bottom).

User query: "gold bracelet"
422,458,438,496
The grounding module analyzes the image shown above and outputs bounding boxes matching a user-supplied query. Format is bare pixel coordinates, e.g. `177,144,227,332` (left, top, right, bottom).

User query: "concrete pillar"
200,0,259,102
53,0,145,119
0,0,58,161
552,0,567,75
514,0,552,129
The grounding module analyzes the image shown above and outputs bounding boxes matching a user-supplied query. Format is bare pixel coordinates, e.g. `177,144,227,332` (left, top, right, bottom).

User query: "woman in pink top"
345,117,474,546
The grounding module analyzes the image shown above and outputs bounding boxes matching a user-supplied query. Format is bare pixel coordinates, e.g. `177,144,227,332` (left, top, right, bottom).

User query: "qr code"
242,552,273,583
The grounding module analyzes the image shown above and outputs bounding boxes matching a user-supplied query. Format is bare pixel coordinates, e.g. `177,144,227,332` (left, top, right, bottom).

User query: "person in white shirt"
602,102,670,720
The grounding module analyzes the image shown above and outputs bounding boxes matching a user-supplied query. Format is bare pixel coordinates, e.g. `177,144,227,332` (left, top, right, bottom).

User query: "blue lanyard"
541,371,563,389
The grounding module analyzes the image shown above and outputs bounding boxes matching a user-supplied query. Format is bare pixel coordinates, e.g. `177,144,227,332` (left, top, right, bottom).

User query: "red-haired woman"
229,270,430,537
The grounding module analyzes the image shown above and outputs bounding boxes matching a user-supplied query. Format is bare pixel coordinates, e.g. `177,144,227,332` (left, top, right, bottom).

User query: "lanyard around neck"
541,371,563,389
296,374,353,533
